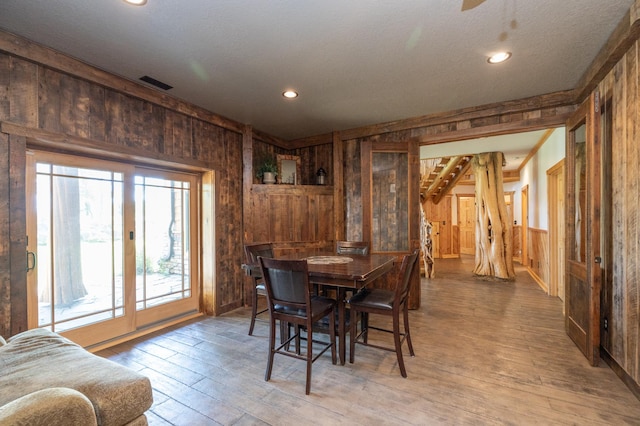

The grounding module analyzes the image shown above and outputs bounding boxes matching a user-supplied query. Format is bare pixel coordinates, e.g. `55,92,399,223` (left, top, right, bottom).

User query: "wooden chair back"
336,240,369,255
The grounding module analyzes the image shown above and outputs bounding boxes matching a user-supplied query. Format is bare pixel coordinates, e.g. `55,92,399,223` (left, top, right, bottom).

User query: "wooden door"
362,140,420,309
458,195,475,255
431,221,441,258
565,92,601,366
548,160,565,303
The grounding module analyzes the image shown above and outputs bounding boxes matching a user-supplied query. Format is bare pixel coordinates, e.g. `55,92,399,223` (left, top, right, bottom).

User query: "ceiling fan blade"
461,0,487,11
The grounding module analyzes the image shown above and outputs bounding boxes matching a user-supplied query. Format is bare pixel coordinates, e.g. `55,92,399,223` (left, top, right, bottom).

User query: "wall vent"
139,75,173,90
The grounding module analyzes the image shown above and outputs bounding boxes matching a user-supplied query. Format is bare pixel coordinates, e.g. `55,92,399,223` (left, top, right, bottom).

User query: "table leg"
337,287,346,365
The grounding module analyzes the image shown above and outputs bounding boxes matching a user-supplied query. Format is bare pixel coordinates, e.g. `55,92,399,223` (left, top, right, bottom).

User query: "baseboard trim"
601,348,640,401
526,267,549,293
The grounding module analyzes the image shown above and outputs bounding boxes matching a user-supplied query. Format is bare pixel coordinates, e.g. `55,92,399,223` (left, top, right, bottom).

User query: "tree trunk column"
472,152,515,280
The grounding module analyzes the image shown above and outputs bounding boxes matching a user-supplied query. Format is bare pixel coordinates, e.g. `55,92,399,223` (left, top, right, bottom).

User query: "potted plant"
256,155,278,184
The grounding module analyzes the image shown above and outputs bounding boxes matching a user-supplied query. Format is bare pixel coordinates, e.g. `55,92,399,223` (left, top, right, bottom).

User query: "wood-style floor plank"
98,256,640,425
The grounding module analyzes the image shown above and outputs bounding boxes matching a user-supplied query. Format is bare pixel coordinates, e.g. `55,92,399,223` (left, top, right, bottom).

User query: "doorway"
548,160,565,303
458,194,475,255
26,151,201,347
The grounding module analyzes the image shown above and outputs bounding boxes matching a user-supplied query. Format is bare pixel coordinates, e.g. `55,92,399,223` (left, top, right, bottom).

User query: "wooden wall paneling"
599,70,614,353
0,133,10,337
209,127,244,312
8,134,27,336
360,141,372,250
201,170,216,315
624,39,639,381
453,225,459,255
609,52,627,373
9,57,37,127
38,67,62,133
318,142,334,186
271,193,291,242
241,126,254,306
319,193,335,242
344,139,363,241
0,30,246,135
104,90,125,147
0,54,9,118
88,84,106,143
333,132,344,241
60,72,88,138
528,228,550,292
251,189,272,242
163,110,190,158
512,225,522,262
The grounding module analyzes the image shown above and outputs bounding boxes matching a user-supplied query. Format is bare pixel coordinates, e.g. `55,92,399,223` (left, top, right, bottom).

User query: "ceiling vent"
139,75,173,90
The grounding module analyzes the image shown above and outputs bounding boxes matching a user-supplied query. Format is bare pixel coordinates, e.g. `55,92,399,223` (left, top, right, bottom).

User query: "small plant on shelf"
256,155,278,184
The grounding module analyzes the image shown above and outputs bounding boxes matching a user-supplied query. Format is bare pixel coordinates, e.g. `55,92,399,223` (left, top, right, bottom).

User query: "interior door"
458,195,475,255
362,140,420,308
565,91,601,366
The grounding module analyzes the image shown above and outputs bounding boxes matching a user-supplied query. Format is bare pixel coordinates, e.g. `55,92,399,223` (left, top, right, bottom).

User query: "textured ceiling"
0,0,633,143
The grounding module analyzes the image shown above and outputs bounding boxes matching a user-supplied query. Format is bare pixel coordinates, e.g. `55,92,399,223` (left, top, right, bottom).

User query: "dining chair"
336,240,369,255
347,249,419,378
258,256,337,395
244,243,274,335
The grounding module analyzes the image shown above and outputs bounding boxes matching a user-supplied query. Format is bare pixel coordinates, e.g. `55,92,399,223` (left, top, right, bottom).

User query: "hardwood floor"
98,256,640,425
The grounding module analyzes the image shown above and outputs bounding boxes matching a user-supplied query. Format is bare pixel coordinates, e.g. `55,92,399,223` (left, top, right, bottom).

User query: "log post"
472,152,515,280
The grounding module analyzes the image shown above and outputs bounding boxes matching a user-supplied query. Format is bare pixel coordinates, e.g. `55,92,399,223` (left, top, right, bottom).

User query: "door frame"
521,185,528,267
361,139,420,308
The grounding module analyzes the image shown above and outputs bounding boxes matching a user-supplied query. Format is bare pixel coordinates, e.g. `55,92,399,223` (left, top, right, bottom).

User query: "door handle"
26,251,37,272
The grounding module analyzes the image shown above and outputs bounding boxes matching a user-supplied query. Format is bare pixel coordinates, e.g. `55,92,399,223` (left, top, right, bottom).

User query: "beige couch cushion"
0,387,98,426
0,329,152,426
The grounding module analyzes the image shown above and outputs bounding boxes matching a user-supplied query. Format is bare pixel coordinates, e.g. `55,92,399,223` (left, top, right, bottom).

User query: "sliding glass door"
26,152,199,347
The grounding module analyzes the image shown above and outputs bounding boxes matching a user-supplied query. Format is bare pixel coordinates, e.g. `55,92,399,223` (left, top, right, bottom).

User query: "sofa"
0,328,153,425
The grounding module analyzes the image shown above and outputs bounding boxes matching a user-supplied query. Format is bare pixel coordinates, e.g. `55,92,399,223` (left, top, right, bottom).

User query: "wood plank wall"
0,49,247,336
513,225,522,262
527,228,550,292
599,38,640,387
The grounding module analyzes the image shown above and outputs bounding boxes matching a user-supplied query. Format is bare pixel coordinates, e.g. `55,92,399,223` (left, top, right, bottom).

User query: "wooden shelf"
251,184,333,195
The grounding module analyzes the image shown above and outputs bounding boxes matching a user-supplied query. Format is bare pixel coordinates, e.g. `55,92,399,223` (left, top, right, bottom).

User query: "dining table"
280,252,397,365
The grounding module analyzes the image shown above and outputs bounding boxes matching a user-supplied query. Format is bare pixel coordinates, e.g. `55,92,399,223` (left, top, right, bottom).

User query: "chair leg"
393,313,407,378
265,317,276,382
305,327,313,395
362,312,369,343
403,304,415,356
329,308,337,365
248,284,259,336
294,325,301,355
349,306,357,364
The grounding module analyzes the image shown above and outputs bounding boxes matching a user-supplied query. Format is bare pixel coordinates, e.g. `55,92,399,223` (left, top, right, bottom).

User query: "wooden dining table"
281,252,396,365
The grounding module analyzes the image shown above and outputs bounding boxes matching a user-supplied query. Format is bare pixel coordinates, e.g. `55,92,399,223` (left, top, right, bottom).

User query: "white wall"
515,127,566,230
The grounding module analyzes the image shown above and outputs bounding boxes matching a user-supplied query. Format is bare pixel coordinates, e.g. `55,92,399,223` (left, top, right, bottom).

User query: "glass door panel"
133,169,199,327
135,175,192,309
35,163,125,331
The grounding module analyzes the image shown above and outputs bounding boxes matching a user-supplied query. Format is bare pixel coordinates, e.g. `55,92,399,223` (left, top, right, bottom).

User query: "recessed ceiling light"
488,51,512,64
123,0,147,5
282,90,298,99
